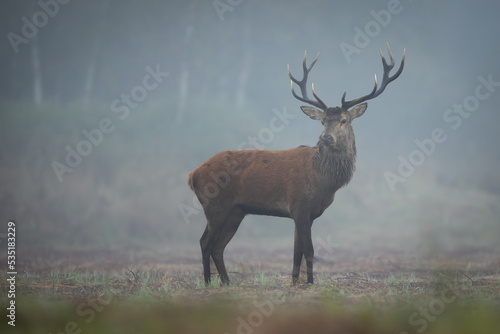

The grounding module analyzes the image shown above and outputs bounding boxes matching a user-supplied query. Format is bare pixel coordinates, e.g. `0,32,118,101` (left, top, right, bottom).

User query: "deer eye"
341,119,347,125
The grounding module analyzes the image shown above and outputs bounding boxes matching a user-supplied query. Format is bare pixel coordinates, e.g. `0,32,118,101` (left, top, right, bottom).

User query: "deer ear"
300,106,324,120
349,103,367,119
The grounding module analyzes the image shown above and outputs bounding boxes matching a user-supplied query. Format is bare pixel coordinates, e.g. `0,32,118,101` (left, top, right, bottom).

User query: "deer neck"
313,142,356,191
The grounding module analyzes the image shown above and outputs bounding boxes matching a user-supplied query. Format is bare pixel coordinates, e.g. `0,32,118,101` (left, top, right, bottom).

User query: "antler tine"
304,50,319,74
380,42,394,70
341,74,378,108
373,44,405,98
288,51,327,110
342,43,405,109
312,83,328,110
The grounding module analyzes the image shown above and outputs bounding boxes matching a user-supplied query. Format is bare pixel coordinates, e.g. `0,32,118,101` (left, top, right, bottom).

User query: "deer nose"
321,134,334,144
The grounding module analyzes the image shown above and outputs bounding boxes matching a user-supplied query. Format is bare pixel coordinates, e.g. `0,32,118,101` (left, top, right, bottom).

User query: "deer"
188,43,405,285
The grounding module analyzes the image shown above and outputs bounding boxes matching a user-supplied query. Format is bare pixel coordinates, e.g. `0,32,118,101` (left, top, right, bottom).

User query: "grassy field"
1,245,499,334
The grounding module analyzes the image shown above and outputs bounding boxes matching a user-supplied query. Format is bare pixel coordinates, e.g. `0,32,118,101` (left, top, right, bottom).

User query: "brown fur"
189,46,404,285
189,119,357,285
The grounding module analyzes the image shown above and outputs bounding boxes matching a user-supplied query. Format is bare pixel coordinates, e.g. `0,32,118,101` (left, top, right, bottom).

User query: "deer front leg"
303,230,314,284
292,226,303,284
292,218,314,284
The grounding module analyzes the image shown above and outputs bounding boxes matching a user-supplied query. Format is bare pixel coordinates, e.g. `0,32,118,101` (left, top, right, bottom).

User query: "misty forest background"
1,0,500,255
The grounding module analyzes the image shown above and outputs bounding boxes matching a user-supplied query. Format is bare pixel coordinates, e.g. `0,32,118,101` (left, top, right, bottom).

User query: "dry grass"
1,246,499,333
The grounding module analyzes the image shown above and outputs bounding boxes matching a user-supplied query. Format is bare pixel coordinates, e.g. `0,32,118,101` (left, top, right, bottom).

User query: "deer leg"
200,226,213,285
211,208,245,285
291,226,303,284
304,222,315,284
294,218,314,284
200,218,226,285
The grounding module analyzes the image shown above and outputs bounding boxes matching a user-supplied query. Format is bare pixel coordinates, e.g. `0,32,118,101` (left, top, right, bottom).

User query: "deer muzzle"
320,134,334,144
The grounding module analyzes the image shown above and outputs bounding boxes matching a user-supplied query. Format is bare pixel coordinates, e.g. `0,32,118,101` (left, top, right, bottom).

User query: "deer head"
288,43,405,151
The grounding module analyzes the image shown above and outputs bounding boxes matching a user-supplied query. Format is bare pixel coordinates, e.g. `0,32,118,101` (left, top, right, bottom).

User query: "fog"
1,0,499,256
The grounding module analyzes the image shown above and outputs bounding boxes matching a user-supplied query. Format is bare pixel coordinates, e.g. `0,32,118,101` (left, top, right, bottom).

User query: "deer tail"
187,171,196,191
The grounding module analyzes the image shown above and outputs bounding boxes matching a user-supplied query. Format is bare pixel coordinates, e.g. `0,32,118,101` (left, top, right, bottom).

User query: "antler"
288,51,328,110
341,43,405,109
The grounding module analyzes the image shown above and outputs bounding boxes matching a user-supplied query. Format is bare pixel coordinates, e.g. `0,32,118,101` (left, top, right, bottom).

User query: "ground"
1,245,499,334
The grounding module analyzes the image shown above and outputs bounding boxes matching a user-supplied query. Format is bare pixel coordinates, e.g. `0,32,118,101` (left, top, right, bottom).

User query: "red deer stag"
188,44,405,285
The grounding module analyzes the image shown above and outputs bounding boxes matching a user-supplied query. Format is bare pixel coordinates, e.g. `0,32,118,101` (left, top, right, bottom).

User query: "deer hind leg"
200,216,226,285
211,208,245,285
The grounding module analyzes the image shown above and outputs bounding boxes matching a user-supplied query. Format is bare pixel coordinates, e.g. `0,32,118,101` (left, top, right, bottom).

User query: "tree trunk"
31,38,42,105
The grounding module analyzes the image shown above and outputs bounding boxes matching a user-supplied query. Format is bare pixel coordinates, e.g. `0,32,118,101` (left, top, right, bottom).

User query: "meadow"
3,1,500,333
1,242,499,334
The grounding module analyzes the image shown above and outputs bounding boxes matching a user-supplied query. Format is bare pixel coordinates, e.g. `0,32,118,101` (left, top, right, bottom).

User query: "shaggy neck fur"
314,141,357,190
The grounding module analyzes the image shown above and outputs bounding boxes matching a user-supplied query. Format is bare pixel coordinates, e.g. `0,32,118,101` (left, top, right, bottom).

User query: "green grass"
2,246,499,333
4,269,499,334
2,293,499,334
